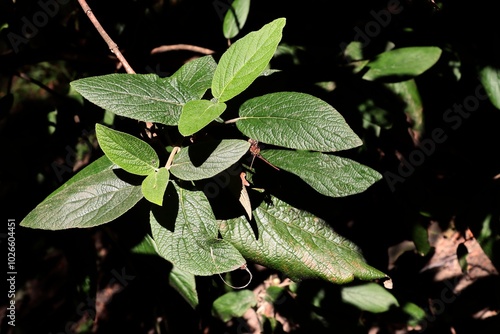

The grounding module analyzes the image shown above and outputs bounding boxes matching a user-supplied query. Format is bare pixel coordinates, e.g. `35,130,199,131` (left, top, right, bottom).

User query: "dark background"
1,0,499,333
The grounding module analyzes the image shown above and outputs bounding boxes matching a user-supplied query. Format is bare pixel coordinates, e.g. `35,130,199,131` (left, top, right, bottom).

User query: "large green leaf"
236,92,362,152
47,155,117,199
71,74,198,125
362,46,442,81
222,0,251,39
170,139,250,181
212,18,286,102
478,65,500,110
150,182,245,276
96,123,159,176
20,169,143,230
341,283,399,313
219,194,387,283
178,99,227,136
171,55,218,99
260,150,382,197
212,290,257,322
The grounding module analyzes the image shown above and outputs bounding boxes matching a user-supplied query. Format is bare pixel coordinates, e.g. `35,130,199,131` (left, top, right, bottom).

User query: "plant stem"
165,146,181,169
77,0,135,74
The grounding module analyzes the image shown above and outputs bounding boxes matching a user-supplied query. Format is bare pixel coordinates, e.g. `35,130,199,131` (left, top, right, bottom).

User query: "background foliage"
1,0,500,333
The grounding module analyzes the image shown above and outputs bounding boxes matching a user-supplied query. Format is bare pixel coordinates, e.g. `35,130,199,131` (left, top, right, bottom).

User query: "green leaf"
20,169,143,230
171,55,218,99
385,79,423,136
178,99,227,136
260,150,382,197
47,155,117,199
403,302,426,327
362,46,442,82
212,18,286,102
96,123,159,176
237,92,362,151
170,139,250,181
212,290,257,322
142,167,170,205
131,234,159,255
71,74,198,125
169,266,199,309
150,182,245,276
219,194,387,283
341,283,399,313
478,65,500,110
222,0,251,39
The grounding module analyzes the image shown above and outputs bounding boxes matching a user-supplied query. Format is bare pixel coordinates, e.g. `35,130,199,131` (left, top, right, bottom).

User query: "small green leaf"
385,79,423,136
150,182,245,276
142,167,170,205
71,74,198,125
20,169,143,230
220,194,387,283
131,234,159,255
212,290,257,322
237,92,362,151
212,18,286,102
171,55,218,99
362,46,442,81
222,0,251,39
178,99,227,136
170,139,250,181
169,266,199,309
261,150,382,197
403,302,426,327
341,283,399,313
96,123,159,176
412,222,431,256
478,65,500,110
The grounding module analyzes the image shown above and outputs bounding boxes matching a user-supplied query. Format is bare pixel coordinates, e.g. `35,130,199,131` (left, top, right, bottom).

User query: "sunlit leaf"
220,194,387,283
223,0,251,39
341,283,399,313
236,92,362,152
478,65,500,110
212,18,286,102
71,74,198,125
170,139,250,181
169,266,199,309
362,46,442,81
212,290,257,322
171,55,218,99
261,149,382,197
142,167,170,205
150,182,245,275
178,99,227,136
20,170,143,230
96,123,159,176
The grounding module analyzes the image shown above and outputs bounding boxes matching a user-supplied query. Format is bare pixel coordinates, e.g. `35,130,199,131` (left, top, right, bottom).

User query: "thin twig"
151,44,215,55
77,0,135,74
165,146,181,169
